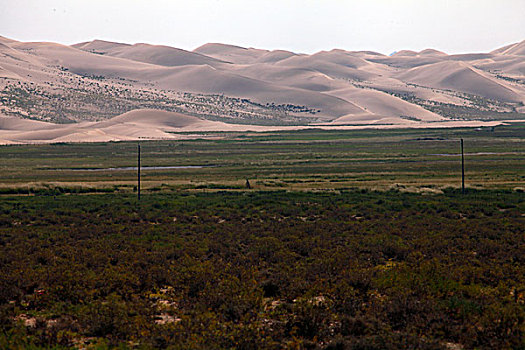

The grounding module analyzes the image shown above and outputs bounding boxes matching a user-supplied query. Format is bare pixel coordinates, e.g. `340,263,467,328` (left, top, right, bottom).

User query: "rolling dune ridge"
0,36,523,143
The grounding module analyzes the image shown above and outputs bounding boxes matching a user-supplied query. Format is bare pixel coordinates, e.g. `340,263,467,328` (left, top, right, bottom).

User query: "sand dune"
367,55,443,69
75,40,226,67
230,63,350,92
396,61,523,102
419,49,447,56
152,64,362,119
491,40,525,56
73,39,131,52
392,49,447,57
4,39,357,121
8,40,168,80
0,39,48,71
447,53,494,61
347,51,386,58
0,109,218,143
193,43,268,64
0,36,18,47
95,109,205,128
0,42,12,51
0,110,506,145
475,56,525,77
0,36,524,143
255,50,297,63
329,88,445,122
0,114,60,130
308,50,372,69
392,50,418,57
0,65,19,80
276,55,379,82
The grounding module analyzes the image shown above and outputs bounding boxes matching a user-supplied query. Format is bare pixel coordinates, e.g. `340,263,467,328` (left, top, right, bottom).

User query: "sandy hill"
0,114,57,130
73,39,131,52
193,43,268,64
476,56,525,77
392,50,419,57
396,61,522,102
0,109,221,143
446,53,495,61
255,50,297,63
491,40,525,56
275,53,380,82
308,50,371,69
0,36,18,45
8,40,159,75
96,109,205,128
419,49,447,56
0,42,11,51
0,36,524,142
329,87,444,122
390,49,447,57
75,40,226,67
348,51,385,57
367,55,443,69
0,38,46,65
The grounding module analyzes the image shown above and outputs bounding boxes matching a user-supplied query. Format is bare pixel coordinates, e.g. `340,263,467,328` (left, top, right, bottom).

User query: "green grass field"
0,125,524,349
0,124,524,193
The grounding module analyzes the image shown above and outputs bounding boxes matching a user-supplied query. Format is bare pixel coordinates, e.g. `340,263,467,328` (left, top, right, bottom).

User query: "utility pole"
461,138,465,194
138,143,141,201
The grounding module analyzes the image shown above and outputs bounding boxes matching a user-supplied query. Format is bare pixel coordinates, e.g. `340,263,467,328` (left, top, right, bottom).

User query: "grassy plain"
0,125,524,349
0,124,524,193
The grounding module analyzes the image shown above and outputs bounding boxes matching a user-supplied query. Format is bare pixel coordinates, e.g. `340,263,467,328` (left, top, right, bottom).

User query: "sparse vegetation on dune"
0,79,317,125
352,82,525,121
2,36,525,128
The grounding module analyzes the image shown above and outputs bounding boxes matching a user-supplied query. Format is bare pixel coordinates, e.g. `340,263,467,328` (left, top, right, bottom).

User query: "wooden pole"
138,143,141,201
461,138,465,194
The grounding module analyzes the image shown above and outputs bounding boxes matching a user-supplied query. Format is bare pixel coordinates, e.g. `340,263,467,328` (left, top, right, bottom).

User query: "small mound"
193,43,268,64
392,50,419,57
0,115,56,131
419,49,447,56
104,109,205,128
72,39,131,52
194,43,250,55
256,50,296,63
349,51,385,57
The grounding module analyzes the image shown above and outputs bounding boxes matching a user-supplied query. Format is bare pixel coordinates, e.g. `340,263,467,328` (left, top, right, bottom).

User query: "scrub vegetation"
0,190,524,349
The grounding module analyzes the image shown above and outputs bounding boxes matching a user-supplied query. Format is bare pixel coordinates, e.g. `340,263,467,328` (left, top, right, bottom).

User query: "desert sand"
0,109,505,145
0,36,523,143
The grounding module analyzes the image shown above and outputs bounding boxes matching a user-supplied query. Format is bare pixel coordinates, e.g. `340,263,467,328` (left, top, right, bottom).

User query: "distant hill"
0,36,523,132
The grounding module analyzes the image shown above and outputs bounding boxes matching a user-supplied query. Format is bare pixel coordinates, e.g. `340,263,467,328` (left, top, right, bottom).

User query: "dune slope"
0,36,523,141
